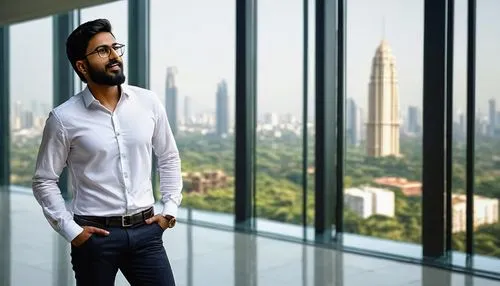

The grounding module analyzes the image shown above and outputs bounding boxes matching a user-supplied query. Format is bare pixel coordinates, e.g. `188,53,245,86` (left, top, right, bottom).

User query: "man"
32,18,182,286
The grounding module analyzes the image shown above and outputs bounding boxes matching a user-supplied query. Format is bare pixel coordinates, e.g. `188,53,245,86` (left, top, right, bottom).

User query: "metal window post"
422,0,447,259
0,27,9,187
235,0,257,230
315,0,338,242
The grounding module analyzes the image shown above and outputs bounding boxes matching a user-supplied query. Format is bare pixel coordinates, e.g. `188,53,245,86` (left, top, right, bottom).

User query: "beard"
87,60,126,86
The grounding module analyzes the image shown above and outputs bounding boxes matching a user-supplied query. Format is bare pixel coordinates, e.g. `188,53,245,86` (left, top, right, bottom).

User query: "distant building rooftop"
373,177,422,196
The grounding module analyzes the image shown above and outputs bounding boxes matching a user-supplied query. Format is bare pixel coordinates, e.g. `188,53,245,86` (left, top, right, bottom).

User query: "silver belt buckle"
121,215,133,227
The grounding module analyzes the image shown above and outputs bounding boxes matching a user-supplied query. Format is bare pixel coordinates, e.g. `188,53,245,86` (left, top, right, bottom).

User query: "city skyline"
7,0,500,122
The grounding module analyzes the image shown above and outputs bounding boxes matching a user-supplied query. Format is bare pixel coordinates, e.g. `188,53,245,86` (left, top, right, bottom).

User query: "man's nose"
109,48,120,60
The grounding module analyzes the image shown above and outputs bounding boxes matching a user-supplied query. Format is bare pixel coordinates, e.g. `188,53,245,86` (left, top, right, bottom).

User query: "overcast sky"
8,0,500,121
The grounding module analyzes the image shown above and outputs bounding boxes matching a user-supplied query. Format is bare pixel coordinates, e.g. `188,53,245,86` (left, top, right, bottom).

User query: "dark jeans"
71,216,176,286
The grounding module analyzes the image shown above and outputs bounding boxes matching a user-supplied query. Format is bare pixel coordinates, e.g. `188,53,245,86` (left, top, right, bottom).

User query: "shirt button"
124,173,128,178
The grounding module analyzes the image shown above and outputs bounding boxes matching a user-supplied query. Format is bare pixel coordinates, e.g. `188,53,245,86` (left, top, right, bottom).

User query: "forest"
10,131,500,257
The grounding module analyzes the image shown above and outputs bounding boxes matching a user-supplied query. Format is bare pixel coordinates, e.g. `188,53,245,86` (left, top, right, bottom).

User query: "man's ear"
76,60,87,74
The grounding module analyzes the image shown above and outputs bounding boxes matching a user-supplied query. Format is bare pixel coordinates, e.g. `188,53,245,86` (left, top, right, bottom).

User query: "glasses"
84,43,125,59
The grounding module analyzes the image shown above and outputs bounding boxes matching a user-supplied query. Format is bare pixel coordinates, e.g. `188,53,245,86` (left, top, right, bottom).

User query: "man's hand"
71,226,110,247
146,214,175,230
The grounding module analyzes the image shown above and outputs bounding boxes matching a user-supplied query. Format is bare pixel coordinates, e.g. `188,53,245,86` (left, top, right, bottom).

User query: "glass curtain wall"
343,0,424,258
150,0,236,225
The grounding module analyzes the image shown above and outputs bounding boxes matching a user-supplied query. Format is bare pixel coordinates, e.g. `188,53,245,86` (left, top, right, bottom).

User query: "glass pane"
255,0,307,238
451,0,468,262
9,16,54,285
472,0,500,274
9,18,53,188
150,0,235,225
343,0,423,258
307,0,316,241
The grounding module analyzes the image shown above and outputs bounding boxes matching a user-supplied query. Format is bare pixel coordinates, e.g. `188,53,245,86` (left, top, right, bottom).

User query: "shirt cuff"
61,219,84,243
162,200,179,218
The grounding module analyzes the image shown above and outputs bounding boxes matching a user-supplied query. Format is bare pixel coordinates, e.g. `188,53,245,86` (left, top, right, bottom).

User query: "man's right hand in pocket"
71,226,110,247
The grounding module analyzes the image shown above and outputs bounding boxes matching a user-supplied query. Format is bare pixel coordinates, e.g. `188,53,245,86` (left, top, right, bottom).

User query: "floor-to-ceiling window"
254,0,312,238
343,0,424,258
150,0,236,225
9,17,53,188
471,0,500,274
451,0,469,265
8,16,54,285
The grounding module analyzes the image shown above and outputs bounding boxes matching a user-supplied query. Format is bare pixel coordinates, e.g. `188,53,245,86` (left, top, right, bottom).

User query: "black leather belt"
74,207,154,228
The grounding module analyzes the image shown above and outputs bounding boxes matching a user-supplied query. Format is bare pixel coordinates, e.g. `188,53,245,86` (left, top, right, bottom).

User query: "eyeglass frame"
83,43,125,59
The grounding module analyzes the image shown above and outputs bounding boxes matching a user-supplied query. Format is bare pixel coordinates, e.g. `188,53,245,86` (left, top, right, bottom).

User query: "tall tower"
216,80,229,136
366,40,400,157
346,98,361,146
407,106,420,134
13,100,22,130
165,67,178,135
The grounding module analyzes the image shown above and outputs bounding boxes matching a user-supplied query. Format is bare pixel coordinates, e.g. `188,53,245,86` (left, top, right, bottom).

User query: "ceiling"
0,0,118,27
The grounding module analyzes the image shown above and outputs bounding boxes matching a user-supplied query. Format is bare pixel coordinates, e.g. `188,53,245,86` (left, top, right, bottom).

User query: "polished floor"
2,190,500,286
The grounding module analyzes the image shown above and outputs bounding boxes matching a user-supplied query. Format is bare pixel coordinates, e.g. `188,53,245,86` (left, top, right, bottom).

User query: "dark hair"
66,19,115,83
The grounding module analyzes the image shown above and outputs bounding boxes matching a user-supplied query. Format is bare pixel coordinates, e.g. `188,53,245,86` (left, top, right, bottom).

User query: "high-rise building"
346,98,361,146
20,110,33,129
407,106,420,134
216,80,229,136
476,115,488,136
366,40,400,157
165,67,178,135
496,111,500,129
489,98,496,136
458,111,466,136
184,96,191,124
263,113,279,126
12,100,22,130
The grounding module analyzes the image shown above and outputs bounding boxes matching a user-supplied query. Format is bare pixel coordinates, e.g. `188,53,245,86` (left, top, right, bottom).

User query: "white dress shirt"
32,84,183,243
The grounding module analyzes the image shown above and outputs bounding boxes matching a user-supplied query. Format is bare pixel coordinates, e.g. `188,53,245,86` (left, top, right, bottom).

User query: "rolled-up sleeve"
32,111,83,242
151,96,183,217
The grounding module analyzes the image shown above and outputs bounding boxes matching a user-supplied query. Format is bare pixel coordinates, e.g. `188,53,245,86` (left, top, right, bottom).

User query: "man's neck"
87,83,121,111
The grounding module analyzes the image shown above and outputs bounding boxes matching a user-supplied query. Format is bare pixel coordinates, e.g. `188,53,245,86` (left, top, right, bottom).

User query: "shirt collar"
82,84,132,108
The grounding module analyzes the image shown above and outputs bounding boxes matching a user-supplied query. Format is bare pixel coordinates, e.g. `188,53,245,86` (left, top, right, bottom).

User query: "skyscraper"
346,98,361,146
216,80,229,135
458,111,466,137
184,95,191,124
165,67,178,135
407,106,420,134
366,40,400,157
13,100,22,130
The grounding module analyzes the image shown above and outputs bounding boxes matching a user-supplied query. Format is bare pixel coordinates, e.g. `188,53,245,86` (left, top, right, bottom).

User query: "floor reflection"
0,188,10,286
4,190,500,286
187,209,193,286
314,246,343,286
53,232,72,286
234,230,257,286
